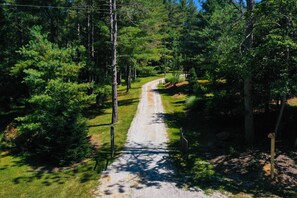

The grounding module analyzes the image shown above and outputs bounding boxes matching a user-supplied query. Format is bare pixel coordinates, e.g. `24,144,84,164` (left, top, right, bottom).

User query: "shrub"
1,122,19,149
95,85,112,105
136,66,157,77
165,76,178,84
185,96,199,109
193,83,203,95
191,158,215,182
203,90,240,115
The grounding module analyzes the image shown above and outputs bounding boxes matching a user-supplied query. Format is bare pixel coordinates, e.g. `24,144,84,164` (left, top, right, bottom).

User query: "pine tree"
12,27,91,166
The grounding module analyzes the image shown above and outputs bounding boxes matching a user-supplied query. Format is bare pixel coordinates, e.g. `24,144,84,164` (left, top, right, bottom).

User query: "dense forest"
0,0,297,196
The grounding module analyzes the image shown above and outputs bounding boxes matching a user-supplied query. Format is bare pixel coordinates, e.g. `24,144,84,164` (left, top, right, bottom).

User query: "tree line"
1,0,297,165
190,0,297,145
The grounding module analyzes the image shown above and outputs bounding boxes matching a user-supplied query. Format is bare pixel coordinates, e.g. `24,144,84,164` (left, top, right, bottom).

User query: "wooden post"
180,127,183,148
110,126,115,158
267,94,286,179
180,128,189,161
268,133,275,179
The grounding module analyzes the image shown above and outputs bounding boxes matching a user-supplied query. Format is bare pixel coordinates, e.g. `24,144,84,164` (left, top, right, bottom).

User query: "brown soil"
165,81,189,89
147,85,154,106
176,81,189,86
288,97,297,106
172,93,186,99
209,149,297,196
90,134,101,148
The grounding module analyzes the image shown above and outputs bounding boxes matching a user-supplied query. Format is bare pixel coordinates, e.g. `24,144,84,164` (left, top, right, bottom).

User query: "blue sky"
194,0,202,10
193,0,262,10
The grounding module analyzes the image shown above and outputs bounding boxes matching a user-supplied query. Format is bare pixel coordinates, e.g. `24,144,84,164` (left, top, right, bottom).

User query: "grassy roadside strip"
0,75,162,198
158,81,228,195
158,80,294,198
158,85,186,147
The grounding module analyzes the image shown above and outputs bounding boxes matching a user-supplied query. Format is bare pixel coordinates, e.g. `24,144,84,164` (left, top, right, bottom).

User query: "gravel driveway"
95,79,225,198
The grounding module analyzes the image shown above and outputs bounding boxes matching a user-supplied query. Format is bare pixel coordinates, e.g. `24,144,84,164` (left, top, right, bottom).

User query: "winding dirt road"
95,79,225,198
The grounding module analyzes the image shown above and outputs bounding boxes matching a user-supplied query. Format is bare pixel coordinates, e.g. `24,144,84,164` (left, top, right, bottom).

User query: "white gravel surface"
94,79,226,198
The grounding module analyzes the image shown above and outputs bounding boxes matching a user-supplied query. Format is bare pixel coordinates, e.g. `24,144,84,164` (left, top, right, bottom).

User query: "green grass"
88,75,163,155
0,152,97,198
0,75,162,198
158,79,296,198
158,84,186,144
158,81,238,196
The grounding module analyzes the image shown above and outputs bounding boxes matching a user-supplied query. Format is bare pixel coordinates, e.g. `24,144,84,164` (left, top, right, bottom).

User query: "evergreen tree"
12,27,91,165
188,67,198,93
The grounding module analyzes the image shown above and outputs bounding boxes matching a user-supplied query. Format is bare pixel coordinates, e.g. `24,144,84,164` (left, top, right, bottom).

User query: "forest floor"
158,79,297,198
94,79,225,198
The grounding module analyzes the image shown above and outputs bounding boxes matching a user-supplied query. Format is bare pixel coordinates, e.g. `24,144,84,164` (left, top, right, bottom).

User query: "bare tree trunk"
91,3,95,82
88,8,92,83
111,0,118,124
118,69,122,85
77,21,80,41
264,82,270,114
244,77,254,143
126,65,131,93
244,0,255,144
91,0,95,60
105,61,108,79
128,65,131,88
134,67,137,81
275,95,286,135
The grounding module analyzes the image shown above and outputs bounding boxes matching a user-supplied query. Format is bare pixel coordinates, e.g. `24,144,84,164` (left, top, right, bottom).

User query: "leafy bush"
185,96,199,109
193,83,204,95
191,158,215,182
95,85,112,105
203,90,240,115
136,66,157,77
165,76,178,84
1,122,19,149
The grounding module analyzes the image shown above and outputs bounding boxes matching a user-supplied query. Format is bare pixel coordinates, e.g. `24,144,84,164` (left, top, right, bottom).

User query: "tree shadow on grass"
103,98,138,109
164,110,296,197
156,84,297,197
88,123,111,128
83,103,106,119
0,142,111,188
2,151,100,187
119,98,139,106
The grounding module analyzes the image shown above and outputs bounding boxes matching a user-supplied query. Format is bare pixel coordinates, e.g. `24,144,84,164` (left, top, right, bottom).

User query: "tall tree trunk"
87,8,91,60
134,67,137,81
91,0,95,60
76,10,80,42
118,69,122,85
111,0,118,123
264,82,270,114
126,64,131,93
244,77,254,143
244,0,255,144
91,4,95,83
